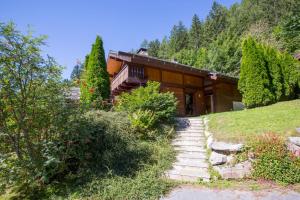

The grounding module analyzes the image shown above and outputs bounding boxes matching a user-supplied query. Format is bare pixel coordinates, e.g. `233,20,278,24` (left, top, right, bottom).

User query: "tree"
169,21,189,54
174,49,197,66
70,60,84,80
0,22,67,173
189,14,203,49
238,37,275,108
80,36,110,104
140,39,149,49
203,1,228,45
148,39,160,57
158,36,171,59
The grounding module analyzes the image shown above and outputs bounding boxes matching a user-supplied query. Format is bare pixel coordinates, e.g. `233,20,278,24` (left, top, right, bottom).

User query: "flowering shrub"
250,133,300,184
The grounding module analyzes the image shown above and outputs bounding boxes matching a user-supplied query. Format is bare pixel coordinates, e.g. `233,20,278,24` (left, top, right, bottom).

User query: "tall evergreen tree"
189,14,203,49
158,36,171,59
238,37,275,108
140,39,149,49
148,39,160,57
203,1,228,45
169,21,189,54
80,36,110,104
70,61,84,80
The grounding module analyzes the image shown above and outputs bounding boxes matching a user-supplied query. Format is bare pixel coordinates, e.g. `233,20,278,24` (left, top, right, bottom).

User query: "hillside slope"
208,99,300,142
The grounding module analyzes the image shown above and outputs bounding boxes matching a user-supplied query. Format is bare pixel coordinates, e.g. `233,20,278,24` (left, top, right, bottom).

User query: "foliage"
189,14,203,49
239,37,299,108
115,81,177,139
138,0,299,77
239,37,275,107
169,21,189,54
0,22,74,186
80,36,110,104
208,99,300,143
250,133,300,184
70,61,84,80
148,39,160,57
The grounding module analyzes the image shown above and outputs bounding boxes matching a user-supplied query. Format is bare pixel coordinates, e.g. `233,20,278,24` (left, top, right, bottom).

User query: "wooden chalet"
107,48,242,116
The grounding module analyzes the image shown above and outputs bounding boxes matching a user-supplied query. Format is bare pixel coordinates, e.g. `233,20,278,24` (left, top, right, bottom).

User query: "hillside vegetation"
208,99,300,142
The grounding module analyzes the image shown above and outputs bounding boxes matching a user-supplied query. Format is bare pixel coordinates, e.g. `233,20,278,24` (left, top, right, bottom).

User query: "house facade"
107,49,242,116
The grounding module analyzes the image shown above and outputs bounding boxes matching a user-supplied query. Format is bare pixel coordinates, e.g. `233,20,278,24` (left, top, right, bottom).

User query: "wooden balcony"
111,64,147,96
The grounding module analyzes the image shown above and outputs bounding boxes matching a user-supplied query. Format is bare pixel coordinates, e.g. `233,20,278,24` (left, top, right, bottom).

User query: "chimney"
137,48,148,56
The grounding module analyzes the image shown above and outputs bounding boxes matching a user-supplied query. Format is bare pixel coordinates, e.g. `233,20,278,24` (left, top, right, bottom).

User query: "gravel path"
162,186,300,200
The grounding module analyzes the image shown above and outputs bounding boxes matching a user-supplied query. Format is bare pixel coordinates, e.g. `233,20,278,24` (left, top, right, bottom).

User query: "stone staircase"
165,117,210,182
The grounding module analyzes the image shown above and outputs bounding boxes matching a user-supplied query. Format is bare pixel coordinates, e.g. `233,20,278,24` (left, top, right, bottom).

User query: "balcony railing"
111,64,146,93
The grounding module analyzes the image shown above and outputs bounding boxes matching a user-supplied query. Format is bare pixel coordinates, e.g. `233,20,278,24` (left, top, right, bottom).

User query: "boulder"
211,141,244,154
287,142,300,157
207,135,213,149
213,160,252,179
210,152,227,166
288,137,300,147
296,128,300,134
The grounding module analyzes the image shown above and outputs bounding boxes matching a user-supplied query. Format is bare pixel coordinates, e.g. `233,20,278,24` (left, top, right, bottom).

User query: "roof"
107,50,238,83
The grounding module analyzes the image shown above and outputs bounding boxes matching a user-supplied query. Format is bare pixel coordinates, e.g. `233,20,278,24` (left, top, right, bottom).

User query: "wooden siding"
214,82,242,112
145,67,161,81
162,70,183,85
184,75,202,87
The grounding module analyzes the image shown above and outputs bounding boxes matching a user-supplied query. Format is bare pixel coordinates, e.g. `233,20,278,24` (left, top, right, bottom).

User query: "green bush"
115,81,178,134
238,37,275,108
250,133,300,184
239,37,300,108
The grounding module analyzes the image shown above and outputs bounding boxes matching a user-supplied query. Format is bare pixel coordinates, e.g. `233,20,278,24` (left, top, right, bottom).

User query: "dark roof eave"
108,50,239,82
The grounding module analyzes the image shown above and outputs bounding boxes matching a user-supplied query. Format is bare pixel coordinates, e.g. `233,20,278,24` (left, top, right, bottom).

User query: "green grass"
208,99,300,142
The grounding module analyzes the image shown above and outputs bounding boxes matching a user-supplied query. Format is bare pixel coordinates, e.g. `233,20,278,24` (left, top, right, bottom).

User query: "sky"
1,0,240,79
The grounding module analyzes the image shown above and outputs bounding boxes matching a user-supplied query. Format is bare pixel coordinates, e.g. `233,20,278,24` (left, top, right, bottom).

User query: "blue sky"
1,0,240,79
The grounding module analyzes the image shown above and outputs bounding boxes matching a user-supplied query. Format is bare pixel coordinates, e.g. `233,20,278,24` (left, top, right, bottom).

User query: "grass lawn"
207,99,300,143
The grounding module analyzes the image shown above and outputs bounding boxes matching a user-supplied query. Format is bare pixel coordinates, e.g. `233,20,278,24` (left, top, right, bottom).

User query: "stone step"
176,156,206,163
165,169,210,182
173,161,209,168
174,146,206,152
173,137,205,142
172,141,205,146
177,128,205,131
176,133,205,137
176,130,204,134
177,152,207,159
166,166,210,179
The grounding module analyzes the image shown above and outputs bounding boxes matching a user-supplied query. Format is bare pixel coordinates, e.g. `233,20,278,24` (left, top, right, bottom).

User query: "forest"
139,0,300,77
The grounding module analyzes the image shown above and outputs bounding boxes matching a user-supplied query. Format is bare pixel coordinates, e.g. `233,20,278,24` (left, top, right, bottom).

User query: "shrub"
250,133,300,184
238,37,275,108
239,37,300,108
115,82,177,136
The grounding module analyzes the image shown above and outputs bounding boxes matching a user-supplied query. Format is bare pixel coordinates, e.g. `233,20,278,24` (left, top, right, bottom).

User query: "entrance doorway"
185,93,194,116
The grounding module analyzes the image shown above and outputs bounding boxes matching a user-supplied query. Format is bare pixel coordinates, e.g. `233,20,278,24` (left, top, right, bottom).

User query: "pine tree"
80,36,110,104
169,21,189,54
238,37,275,108
148,39,160,57
189,14,203,49
158,36,171,59
70,61,84,80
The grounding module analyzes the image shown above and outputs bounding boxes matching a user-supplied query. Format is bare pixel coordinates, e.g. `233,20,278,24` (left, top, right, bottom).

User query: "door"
185,93,194,116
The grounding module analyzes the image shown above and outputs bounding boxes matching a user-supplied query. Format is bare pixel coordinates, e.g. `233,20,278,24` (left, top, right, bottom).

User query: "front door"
185,93,194,116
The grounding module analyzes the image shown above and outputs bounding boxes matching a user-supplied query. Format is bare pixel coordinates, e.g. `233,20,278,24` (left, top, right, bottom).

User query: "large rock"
213,161,252,179
296,128,300,134
287,142,300,157
288,137,300,147
211,141,244,154
210,152,227,166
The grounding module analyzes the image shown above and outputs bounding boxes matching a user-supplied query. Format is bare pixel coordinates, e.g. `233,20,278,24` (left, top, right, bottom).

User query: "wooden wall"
213,82,242,112
144,66,205,116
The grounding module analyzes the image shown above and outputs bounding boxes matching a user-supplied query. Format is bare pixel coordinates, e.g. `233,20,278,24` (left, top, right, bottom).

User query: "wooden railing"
111,64,145,92
111,65,129,91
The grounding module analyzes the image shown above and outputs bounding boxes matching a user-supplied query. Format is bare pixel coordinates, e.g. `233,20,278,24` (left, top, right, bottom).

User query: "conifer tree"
189,14,203,49
169,21,189,54
80,36,110,104
238,37,275,108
